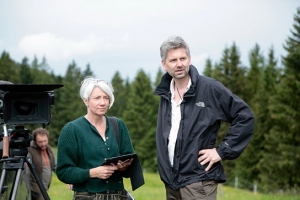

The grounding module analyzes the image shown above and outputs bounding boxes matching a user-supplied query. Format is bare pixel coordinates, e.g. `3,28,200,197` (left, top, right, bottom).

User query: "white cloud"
17,32,106,61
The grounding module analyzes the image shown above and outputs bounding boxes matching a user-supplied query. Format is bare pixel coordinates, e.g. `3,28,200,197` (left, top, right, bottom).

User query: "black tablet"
101,153,136,166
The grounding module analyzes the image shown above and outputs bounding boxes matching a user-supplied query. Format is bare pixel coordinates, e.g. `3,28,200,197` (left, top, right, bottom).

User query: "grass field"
50,148,299,199
48,172,299,200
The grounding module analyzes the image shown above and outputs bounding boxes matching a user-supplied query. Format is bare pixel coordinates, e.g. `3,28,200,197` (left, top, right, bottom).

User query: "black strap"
109,116,120,147
109,117,145,191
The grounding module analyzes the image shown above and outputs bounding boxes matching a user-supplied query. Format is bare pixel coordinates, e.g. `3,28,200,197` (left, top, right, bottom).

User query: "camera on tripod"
0,82,63,200
0,83,63,157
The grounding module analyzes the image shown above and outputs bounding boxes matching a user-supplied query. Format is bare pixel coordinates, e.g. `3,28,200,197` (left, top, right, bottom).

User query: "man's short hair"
32,128,49,141
160,36,190,61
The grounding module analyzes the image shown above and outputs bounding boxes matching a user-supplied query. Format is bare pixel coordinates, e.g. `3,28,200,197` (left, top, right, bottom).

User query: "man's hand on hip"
198,148,221,171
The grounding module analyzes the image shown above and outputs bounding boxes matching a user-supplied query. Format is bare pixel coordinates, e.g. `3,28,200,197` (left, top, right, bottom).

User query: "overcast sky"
0,1,298,82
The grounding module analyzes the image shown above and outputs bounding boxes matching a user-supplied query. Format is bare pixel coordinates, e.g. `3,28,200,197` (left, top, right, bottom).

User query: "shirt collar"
170,77,191,98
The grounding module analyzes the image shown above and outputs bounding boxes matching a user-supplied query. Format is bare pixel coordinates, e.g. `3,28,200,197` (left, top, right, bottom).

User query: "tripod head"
0,125,33,158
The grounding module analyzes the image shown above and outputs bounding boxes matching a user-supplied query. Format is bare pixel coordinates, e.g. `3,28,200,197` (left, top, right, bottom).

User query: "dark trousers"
165,180,218,200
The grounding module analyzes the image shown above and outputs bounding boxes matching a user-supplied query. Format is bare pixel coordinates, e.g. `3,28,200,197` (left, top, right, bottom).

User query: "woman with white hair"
56,76,141,200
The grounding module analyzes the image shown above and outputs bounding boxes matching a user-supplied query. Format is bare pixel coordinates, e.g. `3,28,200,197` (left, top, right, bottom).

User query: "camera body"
0,84,63,126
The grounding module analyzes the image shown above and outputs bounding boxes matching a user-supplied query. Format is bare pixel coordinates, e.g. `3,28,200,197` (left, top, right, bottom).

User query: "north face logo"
196,102,205,107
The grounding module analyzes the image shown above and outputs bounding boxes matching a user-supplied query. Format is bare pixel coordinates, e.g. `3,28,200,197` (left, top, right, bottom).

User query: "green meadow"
49,148,299,200
49,172,299,200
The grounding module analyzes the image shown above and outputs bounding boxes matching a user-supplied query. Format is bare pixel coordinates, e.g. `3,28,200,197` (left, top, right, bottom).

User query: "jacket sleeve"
215,86,255,160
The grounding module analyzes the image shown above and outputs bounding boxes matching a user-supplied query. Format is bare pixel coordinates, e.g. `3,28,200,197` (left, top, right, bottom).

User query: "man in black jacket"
154,36,254,200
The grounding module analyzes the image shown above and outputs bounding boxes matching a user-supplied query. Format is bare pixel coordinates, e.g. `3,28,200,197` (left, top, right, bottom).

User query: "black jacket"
153,65,254,190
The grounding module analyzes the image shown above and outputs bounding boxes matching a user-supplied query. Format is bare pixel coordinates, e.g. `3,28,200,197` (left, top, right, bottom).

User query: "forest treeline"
0,7,299,194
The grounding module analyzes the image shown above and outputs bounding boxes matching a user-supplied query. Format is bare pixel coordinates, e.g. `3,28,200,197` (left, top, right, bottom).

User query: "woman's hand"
117,158,133,171
90,165,118,179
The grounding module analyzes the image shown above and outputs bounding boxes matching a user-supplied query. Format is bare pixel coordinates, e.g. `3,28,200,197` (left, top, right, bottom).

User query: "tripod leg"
1,158,28,200
10,168,23,200
5,158,30,200
25,157,50,200
26,157,50,200
0,168,7,195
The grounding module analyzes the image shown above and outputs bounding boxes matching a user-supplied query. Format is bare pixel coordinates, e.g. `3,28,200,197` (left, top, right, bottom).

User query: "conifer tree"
50,61,86,145
30,56,55,84
19,57,34,84
259,8,300,192
237,44,268,185
228,43,247,99
122,69,157,172
106,71,128,118
154,67,163,87
213,44,246,98
244,44,264,104
212,63,222,80
203,58,213,77
217,47,230,84
81,63,94,78
0,51,20,83
248,47,279,187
